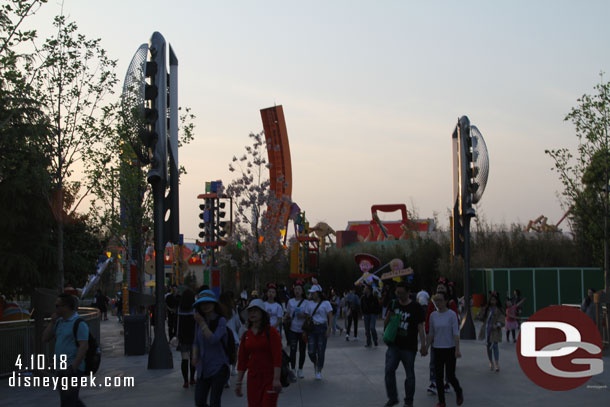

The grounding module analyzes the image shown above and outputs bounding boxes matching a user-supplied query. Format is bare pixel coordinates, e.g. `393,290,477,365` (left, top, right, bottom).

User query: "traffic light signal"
144,32,167,183
457,116,476,218
215,201,227,240
198,200,214,242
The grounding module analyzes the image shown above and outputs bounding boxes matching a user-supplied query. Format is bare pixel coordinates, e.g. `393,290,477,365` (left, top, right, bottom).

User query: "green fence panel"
559,269,582,305
534,269,558,314
470,269,487,296
472,267,602,317
583,269,605,294
492,269,509,304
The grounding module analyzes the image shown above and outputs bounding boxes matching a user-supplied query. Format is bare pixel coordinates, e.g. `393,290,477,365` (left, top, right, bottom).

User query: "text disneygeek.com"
9,372,135,391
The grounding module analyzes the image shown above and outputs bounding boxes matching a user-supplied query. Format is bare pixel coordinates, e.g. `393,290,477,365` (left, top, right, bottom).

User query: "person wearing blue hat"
191,290,230,407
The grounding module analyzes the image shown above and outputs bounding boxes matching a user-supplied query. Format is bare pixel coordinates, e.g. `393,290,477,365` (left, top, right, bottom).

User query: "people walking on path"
115,293,123,323
505,296,526,343
264,283,284,337
416,288,430,315
510,289,523,327
425,280,459,395
305,286,333,380
42,293,89,407
235,299,282,407
476,292,504,372
219,291,242,377
329,288,342,335
381,284,394,319
166,285,180,341
285,281,309,379
425,292,464,407
192,290,230,407
383,281,427,407
94,289,108,321
177,289,196,388
345,286,361,341
360,284,381,347
581,288,597,323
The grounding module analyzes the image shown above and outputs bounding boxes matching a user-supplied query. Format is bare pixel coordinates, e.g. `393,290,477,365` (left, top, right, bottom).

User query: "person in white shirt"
425,292,464,407
305,286,333,380
285,281,309,379
264,283,284,336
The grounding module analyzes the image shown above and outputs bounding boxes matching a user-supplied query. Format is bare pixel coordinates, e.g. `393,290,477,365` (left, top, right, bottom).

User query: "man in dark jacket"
361,284,381,347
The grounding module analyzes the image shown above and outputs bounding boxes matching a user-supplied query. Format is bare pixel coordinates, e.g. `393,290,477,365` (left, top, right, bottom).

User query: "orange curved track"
260,105,292,225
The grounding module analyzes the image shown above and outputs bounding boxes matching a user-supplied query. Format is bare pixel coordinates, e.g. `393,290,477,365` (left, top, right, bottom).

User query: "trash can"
124,314,147,355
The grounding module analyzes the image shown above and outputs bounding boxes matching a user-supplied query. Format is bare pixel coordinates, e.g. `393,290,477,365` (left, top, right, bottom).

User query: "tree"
546,73,610,290
31,14,118,291
86,98,195,294
0,0,57,296
221,132,289,291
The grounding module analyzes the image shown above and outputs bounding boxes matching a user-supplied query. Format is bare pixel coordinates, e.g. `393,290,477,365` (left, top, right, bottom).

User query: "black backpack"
73,318,101,374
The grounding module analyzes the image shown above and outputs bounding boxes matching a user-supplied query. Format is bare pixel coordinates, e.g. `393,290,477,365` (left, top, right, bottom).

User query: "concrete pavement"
1,316,609,406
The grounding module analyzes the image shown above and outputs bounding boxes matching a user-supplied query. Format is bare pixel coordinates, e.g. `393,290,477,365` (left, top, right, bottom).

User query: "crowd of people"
150,277,533,407
41,271,604,407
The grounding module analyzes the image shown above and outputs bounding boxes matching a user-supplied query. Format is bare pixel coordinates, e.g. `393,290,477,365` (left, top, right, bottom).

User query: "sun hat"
309,285,322,293
246,298,267,313
192,289,218,308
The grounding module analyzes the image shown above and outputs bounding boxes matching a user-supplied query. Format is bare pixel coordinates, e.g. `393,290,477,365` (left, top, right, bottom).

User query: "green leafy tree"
546,73,610,290
87,98,195,294
30,14,118,291
0,0,56,296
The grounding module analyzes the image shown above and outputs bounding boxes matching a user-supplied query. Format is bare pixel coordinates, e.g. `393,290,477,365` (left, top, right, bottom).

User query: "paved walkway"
1,317,608,406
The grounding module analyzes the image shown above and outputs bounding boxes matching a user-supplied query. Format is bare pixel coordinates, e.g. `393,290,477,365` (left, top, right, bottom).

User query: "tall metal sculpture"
121,32,180,369
452,116,489,339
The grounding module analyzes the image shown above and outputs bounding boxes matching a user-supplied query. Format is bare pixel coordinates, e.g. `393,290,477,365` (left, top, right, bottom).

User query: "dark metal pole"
460,214,477,339
147,180,173,369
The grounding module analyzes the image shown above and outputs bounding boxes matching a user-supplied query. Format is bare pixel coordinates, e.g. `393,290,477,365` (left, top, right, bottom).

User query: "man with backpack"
43,293,89,406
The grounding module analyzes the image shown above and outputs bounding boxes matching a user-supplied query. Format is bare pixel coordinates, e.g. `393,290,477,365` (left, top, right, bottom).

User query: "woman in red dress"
235,299,282,407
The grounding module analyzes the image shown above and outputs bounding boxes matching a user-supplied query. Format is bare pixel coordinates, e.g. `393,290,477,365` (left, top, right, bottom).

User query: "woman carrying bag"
476,292,505,372
284,281,309,379
304,285,333,380
235,299,282,407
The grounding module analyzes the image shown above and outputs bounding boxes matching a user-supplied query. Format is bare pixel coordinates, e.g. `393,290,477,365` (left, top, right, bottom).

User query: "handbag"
283,298,305,332
302,302,322,333
383,300,400,345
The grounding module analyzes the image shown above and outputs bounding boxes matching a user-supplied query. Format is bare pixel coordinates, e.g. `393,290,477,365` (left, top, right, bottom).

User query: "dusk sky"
27,1,610,242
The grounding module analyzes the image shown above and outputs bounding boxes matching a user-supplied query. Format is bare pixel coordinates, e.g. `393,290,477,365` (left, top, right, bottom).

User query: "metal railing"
0,307,100,378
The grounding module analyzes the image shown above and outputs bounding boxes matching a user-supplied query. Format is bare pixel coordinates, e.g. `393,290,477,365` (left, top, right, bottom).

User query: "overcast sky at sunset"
26,1,610,242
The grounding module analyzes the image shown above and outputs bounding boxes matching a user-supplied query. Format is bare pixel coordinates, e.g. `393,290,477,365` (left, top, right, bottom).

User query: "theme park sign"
381,267,413,280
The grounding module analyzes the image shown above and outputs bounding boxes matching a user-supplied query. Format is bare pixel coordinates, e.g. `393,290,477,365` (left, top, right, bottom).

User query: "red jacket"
237,326,282,374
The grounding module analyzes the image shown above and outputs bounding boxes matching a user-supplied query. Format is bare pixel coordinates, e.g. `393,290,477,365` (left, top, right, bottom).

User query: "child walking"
505,297,526,343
